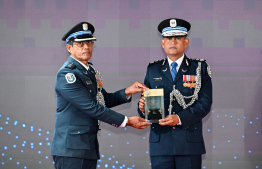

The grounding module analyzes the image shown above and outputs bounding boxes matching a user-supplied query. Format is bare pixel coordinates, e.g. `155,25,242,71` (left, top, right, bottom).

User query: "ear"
161,38,165,48
184,38,189,48
66,44,72,53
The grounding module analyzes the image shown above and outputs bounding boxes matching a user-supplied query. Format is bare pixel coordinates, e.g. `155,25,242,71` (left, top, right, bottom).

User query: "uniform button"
152,127,154,129
173,127,176,129
78,131,80,134
90,90,92,92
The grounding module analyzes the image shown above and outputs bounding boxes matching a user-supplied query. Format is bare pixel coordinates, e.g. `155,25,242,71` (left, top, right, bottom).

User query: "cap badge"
83,23,88,30
170,19,177,27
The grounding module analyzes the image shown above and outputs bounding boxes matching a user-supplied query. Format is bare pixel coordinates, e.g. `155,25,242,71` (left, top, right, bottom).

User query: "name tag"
153,77,162,82
86,81,92,85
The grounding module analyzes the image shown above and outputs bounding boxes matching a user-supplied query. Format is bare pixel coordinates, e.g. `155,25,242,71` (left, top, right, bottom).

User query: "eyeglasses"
73,41,94,47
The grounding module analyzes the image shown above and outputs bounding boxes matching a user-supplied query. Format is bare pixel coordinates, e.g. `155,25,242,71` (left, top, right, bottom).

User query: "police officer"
51,21,151,169
138,18,212,169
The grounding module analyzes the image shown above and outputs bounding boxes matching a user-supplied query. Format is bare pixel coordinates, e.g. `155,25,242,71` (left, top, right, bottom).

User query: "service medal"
97,81,104,88
183,75,197,88
192,83,196,88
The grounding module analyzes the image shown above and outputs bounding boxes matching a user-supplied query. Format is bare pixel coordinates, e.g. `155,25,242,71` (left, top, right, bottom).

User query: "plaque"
144,88,165,123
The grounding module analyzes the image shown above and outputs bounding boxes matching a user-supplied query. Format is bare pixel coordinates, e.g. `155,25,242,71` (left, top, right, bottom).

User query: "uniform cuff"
120,116,128,127
177,115,182,125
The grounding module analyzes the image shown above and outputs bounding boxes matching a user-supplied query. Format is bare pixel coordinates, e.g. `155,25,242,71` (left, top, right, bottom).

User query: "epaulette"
149,59,166,65
65,62,76,69
190,58,212,78
189,58,206,62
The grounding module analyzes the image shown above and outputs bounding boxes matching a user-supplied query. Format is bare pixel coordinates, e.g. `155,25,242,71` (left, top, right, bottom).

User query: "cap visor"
74,37,96,41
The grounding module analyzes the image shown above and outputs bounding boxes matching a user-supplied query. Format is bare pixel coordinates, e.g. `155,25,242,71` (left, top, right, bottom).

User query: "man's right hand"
125,81,148,98
127,116,151,129
138,96,146,113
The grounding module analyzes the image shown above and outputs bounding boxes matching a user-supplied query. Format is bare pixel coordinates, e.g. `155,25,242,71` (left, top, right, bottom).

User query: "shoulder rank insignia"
189,58,206,62
149,59,165,65
68,63,74,67
66,62,76,69
207,64,212,79
189,58,212,78
65,73,76,84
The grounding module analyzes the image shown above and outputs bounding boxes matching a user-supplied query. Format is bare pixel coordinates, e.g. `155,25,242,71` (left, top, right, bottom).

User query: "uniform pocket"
66,125,91,150
186,127,204,143
151,81,164,89
149,125,160,143
85,84,97,97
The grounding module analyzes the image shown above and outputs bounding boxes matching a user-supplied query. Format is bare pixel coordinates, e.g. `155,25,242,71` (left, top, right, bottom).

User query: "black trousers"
150,155,202,169
53,156,97,169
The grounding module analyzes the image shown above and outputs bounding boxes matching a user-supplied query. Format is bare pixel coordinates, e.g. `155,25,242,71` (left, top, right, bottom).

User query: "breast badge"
183,75,196,88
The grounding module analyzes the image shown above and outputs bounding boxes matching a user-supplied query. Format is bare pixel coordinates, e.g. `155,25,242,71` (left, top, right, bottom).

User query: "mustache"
169,46,177,49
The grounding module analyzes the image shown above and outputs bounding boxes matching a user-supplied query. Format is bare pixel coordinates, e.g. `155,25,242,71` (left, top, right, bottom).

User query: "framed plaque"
144,88,165,123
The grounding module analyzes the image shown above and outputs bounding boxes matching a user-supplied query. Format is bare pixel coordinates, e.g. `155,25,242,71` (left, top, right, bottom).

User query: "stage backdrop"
0,0,262,168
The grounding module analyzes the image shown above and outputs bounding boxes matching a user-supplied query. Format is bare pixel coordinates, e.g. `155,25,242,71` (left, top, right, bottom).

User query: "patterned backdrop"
0,0,262,168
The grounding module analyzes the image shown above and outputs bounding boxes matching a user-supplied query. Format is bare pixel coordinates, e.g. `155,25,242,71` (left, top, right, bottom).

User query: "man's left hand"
125,81,148,98
159,115,179,126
